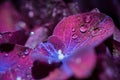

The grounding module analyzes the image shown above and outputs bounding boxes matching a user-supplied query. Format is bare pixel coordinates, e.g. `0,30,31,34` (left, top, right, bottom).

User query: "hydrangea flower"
31,9,114,80
0,9,115,80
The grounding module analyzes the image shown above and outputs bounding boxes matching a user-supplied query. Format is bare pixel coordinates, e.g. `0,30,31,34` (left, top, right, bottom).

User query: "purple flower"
0,8,115,80
31,9,114,80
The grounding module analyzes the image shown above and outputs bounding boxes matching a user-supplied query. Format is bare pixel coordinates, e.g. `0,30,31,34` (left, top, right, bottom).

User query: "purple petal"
0,44,33,80
53,11,114,52
25,27,48,48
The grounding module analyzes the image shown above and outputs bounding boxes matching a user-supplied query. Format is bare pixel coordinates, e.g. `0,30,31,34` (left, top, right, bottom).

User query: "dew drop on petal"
8,33,12,37
4,53,9,57
79,26,87,33
91,28,101,36
24,49,30,55
22,55,26,58
16,76,22,80
72,27,76,32
26,74,31,78
29,67,32,70
72,34,78,39
30,31,34,36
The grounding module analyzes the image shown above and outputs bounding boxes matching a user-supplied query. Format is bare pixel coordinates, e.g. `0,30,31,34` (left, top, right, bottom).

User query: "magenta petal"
53,11,114,52
65,48,96,78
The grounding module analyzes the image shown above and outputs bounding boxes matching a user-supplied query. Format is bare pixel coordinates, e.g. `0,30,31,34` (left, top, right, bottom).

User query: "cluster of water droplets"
71,15,92,41
15,64,32,80
72,14,107,41
90,16,108,37
69,14,106,51
17,48,30,58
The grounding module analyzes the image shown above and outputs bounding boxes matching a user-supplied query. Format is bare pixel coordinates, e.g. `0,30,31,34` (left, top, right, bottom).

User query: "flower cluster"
0,1,119,80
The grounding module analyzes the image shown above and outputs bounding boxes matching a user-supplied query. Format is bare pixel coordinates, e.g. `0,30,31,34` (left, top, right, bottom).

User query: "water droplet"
28,67,32,69
24,49,30,55
80,23,84,26
91,28,101,36
72,34,78,39
26,74,31,78
80,26,87,33
4,53,8,57
30,31,34,36
85,15,91,23
8,33,12,37
22,55,26,58
72,28,75,32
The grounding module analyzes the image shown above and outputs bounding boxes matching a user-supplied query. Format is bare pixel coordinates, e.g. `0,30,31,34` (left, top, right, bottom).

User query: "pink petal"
53,10,114,52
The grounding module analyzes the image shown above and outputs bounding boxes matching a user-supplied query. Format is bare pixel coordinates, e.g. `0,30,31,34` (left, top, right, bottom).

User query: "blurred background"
0,0,119,33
